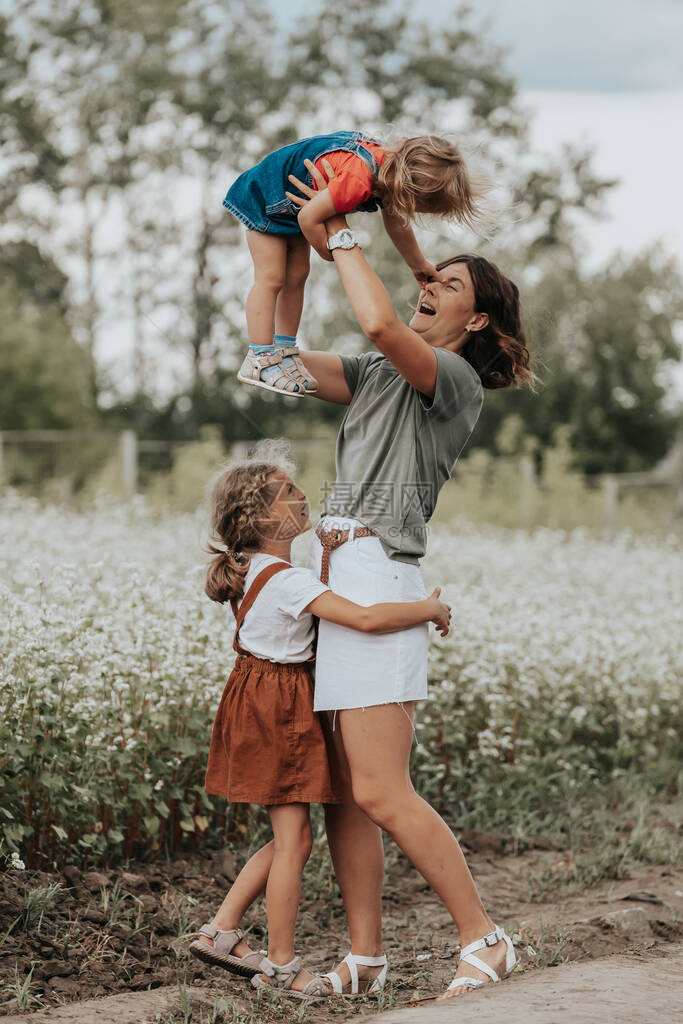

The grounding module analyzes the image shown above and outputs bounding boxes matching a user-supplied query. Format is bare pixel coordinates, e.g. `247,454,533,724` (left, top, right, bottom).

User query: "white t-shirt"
228,553,330,663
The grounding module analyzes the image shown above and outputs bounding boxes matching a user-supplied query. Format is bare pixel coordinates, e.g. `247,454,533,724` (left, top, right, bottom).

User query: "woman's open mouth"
418,301,436,316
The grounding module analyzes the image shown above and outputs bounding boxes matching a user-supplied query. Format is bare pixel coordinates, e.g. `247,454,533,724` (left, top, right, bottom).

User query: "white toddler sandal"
445,924,516,996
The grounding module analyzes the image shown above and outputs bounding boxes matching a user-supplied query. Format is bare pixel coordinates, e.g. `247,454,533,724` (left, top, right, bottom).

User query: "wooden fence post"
520,455,536,528
0,432,4,487
602,474,618,533
120,430,138,498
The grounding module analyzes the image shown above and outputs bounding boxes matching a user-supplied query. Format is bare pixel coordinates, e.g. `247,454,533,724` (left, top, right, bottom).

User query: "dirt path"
368,945,683,1024
2,985,194,1024
4,946,682,1024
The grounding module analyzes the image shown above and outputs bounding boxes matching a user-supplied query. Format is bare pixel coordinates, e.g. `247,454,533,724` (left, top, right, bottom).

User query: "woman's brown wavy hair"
437,254,534,390
205,461,282,604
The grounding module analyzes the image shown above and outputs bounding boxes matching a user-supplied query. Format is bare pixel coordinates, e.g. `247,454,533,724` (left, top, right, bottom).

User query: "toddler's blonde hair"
376,135,487,229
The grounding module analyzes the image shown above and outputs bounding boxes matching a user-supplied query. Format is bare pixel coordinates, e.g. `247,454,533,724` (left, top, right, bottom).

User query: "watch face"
341,230,355,247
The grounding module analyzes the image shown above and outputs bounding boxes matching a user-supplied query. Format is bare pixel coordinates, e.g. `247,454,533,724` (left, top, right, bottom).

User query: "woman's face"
408,262,487,348
258,471,311,542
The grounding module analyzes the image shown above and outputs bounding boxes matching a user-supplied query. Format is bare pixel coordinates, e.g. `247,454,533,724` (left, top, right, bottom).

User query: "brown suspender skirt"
204,561,340,805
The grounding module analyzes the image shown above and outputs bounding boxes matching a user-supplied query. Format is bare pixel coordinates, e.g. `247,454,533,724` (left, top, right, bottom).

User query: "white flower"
1,495,679,863
10,852,25,870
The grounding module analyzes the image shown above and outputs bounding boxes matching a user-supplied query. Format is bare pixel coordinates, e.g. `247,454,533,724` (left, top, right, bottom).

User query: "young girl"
190,454,451,999
224,130,486,396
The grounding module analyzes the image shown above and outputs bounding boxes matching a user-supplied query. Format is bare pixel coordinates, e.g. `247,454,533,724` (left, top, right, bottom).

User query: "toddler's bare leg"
274,235,311,337
245,231,287,347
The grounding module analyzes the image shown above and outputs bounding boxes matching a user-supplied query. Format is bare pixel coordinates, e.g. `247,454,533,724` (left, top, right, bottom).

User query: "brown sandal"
276,345,319,393
189,923,264,978
236,348,306,396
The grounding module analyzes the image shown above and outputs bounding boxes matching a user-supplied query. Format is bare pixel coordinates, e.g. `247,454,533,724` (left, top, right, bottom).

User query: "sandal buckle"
484,932,498,947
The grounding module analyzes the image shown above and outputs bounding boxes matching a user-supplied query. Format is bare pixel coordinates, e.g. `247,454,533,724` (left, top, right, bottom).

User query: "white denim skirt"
307,517,429,712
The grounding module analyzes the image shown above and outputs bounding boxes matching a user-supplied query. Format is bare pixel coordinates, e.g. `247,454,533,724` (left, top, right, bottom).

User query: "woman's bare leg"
274,235,310,337
338,702,507,998
245,230,287,348
322,714,384,990
199,840,274,956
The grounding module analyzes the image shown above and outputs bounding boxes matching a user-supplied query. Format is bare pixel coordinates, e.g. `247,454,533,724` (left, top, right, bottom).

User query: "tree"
1,0,188,399
474,248,683,472
0,243,95,429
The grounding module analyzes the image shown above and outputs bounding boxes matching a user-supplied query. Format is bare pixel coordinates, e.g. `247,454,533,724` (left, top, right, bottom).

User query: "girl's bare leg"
262,802,316,992
338,702,506,997
199,840,274,956
245,231,287,348
322,714,384,990
274,235,311,337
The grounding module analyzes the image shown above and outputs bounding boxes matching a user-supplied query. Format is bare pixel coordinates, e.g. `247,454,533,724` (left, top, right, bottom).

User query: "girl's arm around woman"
306,587,451,636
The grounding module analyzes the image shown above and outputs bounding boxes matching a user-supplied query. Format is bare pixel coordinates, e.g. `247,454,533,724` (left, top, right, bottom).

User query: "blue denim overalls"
223,130,382,235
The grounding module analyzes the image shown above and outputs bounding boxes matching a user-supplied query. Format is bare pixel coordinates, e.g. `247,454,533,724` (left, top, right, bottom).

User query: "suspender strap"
230,561,291,656
353,141,380,176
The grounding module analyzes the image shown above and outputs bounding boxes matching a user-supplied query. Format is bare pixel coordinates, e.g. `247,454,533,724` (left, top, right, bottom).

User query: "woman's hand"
285,157,335,210
426,587,452,637
285,158,339,262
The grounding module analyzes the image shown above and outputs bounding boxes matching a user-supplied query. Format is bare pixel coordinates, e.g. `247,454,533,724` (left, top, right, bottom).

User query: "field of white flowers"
1,493,681,869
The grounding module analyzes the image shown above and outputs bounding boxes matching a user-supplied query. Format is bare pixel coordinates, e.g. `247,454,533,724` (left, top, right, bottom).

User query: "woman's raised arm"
322,214,439,398
287,160,439,398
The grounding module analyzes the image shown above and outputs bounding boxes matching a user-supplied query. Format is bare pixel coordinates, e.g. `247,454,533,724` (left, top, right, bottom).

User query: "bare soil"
2,834,682,1022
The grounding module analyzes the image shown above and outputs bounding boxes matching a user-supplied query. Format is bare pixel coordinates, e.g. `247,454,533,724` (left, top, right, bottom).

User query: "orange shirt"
313,141,386,214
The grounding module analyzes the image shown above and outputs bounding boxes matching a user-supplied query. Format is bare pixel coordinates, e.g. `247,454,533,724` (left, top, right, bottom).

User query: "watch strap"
327,229,359,251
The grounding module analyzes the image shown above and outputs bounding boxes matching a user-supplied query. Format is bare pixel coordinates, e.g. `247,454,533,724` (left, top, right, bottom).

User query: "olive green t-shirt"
322,348,483,564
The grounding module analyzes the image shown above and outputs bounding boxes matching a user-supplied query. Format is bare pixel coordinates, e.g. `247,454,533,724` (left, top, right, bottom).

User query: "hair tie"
223,545,244,561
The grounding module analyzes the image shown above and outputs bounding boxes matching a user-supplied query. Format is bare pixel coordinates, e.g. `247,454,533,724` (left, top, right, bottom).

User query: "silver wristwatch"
327,228,360,252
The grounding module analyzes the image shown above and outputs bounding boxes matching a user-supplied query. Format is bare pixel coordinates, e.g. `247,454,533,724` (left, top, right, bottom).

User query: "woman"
290,158,534,1000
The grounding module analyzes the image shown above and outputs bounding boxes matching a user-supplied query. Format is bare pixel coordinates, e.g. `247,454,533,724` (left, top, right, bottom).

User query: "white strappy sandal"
445,924,516,996
324,951,388,998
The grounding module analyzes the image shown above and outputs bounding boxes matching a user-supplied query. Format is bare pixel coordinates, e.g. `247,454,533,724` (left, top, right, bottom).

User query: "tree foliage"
0,243,95,429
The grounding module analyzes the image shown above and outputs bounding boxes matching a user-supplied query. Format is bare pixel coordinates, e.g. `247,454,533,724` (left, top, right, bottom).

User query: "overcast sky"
446,0,683,92
274,0,683,93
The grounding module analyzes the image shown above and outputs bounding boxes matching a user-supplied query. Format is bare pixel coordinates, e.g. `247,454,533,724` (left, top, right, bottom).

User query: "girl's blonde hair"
205,441,294,604
376,135,487,229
